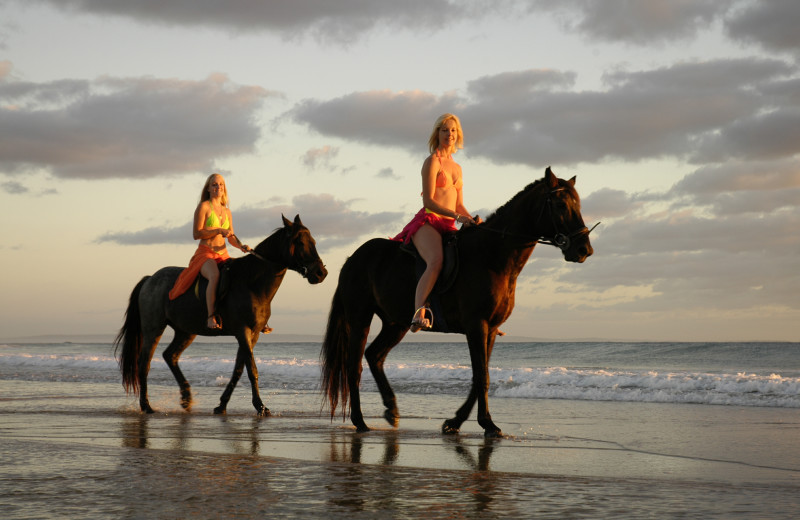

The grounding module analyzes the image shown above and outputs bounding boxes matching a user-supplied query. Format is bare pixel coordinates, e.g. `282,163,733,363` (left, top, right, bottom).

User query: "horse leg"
442,385,478,435
240,334,270,417
347,323,371,432
137,332,163,414
215,336,270,417
214,343,247,415
162,331,197,411
472,330,502,438
365,322,407,427
445,329,502,438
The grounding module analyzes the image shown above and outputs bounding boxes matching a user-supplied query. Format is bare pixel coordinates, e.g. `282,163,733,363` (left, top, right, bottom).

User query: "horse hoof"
442,420,460,435
355,425,370,433
213,406,226,415
484,429,503,439
384,409,399,427
257,407,271,417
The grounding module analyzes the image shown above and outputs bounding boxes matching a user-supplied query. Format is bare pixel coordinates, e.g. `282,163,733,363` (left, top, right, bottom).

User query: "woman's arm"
224,209,251,252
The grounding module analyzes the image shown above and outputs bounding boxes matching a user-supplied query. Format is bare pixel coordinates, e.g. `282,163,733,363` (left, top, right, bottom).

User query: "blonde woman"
169,173,252,330
393,114,481,331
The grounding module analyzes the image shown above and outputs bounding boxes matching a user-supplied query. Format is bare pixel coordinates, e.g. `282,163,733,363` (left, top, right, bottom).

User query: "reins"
232,233,318,279
474,187,600,252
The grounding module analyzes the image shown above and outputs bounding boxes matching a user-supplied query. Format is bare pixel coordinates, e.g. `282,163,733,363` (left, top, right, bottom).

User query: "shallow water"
2,341,800,518
2,378,799,519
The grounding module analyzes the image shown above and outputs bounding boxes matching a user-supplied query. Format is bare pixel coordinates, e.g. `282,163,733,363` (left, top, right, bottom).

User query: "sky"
1,0,798,342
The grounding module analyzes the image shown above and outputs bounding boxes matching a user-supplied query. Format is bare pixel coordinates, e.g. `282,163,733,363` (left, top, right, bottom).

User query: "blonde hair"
200,173,228,207
427,113,464,154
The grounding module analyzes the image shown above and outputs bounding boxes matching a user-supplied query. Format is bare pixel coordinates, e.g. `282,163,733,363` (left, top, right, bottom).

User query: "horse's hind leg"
137,332,163,414
346,320,371,432
162,331,197,411
365,322,407,427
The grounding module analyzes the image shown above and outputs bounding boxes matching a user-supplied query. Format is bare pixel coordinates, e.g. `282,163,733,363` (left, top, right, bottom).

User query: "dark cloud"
1,179,27,194
0,72,274,179
291,58,798,167
289,89,461,150
376,167,399,180
528,0,730,44
97,192,404,251
22,0,483,44
725,0,800,55
692,108,800,163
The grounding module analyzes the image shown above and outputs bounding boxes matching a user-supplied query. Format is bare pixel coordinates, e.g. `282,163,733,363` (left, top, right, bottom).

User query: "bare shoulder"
422,153,439,173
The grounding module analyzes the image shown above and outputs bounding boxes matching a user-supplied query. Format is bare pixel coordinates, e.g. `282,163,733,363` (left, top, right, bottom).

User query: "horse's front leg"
442,385,478,434
239,333,270,417
214,343,247,415
455,328,502,438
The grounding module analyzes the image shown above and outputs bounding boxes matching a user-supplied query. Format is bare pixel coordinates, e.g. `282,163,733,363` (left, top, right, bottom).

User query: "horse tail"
114,276,149,396
320,283,351,420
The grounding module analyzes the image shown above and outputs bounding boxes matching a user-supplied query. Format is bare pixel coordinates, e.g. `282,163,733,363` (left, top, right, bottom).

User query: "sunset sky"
1,1,798,342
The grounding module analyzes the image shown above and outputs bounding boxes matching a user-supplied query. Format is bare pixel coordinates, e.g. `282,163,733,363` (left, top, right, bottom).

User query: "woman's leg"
410,224,443,330
200,259,221,329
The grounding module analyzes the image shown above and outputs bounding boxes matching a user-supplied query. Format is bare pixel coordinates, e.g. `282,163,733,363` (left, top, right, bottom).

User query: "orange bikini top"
433,150,463,190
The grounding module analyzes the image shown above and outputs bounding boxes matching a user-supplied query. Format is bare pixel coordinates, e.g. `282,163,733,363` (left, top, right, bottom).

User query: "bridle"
233,233,324,279
477,187,600,251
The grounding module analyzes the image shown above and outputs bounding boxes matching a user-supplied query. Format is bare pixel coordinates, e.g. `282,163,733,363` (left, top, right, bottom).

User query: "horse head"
280,214,328,284
538,167,595,263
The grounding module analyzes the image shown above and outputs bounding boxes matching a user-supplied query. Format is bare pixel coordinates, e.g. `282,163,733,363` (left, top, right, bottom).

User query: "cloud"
376,167,399,180
527,0,730,45
97,192,404,251
289,89,461,150
0,72,274,179
291,58,798,168
301,145,339,170
20,0,488,44
725,0,800,55
1,179,26,194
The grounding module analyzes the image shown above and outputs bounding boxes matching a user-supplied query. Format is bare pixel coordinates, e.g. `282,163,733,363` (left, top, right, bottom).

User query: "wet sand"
2,380,799,518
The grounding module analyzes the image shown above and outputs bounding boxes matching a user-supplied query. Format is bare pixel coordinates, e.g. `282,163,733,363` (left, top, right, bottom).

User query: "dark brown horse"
115,215,327,416
321,168,595,437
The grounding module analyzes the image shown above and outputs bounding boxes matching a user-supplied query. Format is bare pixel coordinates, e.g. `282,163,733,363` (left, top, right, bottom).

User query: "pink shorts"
392,208,457,244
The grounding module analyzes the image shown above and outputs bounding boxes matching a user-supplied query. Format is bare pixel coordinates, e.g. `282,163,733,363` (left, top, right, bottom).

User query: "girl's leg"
410,224,443,330
200,259,221,329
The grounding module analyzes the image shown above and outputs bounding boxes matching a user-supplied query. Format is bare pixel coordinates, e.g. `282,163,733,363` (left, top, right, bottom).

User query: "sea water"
2,340,798,409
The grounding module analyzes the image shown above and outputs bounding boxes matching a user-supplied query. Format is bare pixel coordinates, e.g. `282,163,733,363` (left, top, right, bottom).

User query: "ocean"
2,340,798,409
2,339,799,518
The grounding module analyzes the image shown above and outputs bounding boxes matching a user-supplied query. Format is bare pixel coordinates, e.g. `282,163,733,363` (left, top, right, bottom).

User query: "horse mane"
483,178,544,226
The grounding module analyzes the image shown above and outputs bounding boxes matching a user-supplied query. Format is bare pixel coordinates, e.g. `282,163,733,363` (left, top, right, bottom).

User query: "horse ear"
293,214,303,227
568,176,576,187
282,214,292,228
545,166,558,188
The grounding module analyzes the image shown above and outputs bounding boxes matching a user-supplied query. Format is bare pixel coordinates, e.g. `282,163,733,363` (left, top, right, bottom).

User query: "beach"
2,340,799,518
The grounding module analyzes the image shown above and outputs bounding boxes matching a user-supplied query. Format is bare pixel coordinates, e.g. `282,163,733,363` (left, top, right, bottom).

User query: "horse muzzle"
305,262,328,284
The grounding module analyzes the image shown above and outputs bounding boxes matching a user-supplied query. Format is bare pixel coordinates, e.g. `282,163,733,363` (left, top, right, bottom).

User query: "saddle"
399,232,460,333
192,259,234,306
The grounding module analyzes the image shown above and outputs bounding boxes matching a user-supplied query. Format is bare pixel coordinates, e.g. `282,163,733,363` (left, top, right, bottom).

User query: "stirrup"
410,306,433,333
